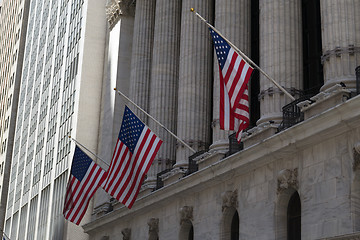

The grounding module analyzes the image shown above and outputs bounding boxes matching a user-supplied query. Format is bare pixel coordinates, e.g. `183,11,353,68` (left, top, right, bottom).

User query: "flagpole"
190,8,296,101
114,88,197,154
69,136,110,167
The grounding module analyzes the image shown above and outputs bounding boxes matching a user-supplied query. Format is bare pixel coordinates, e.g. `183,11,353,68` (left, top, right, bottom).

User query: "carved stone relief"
179,206,193,225
121,228,131,240
221,190,238,212
277,168,298,193
148,218,159,235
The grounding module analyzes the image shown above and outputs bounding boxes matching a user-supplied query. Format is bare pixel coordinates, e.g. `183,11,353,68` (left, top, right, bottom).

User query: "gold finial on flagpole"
190,8,194,12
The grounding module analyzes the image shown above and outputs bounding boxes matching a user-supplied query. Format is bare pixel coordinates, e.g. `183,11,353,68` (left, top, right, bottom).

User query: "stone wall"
85,96,360,239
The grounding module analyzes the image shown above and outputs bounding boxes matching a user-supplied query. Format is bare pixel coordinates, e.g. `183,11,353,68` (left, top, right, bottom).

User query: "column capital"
105,0,135,28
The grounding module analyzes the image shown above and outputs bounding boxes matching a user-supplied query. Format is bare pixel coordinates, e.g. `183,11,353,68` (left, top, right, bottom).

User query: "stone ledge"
241,122,278,149
298,84,351,120
193,149,226,170
161,168,187,186
319,232,360,240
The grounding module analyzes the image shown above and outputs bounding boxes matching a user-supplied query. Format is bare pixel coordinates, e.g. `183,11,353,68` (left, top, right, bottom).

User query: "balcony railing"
277,94,315,132
225,133,244,157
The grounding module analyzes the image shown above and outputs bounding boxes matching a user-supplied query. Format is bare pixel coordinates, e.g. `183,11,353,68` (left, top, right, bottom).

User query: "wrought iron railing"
225,133,244,157
185,150,207,176
155,168,171,190
277,94,315,132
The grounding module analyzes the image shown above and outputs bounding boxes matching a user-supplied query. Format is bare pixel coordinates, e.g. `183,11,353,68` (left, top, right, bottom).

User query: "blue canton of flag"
209,28,231,70
118,107,145,153
103,106,162,208
63,146,106,225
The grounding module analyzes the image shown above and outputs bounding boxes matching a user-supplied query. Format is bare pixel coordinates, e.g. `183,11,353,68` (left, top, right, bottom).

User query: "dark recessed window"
287,192,301,240
231,210,239,240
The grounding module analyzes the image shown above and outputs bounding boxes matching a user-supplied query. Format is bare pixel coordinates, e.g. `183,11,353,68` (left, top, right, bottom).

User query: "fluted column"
145,0,181,187
258,0,302,125
320,0,360,92
129,0,156,122
176,1,214,167
211,0,251,149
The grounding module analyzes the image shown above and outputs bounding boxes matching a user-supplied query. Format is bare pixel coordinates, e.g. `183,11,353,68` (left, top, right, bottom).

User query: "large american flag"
103,106,162,208
209,28,253,142
63,146,106,225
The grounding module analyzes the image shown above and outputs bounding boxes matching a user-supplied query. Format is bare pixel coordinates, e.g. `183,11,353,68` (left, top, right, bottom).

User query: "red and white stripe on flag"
219,47,253,133
63,147,106,225
103,106,162,208
209,28,253,142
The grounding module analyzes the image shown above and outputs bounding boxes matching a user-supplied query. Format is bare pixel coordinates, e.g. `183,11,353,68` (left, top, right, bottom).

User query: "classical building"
1,0,107,239
84,0,360,240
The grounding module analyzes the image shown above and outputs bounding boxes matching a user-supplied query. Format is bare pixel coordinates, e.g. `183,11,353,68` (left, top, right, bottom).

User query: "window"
287,191,301,240
231,211,239,240
179,220,194,240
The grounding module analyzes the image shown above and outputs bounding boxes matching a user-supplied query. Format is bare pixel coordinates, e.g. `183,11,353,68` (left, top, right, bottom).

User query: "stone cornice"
83,95,360,234
105,0,135,29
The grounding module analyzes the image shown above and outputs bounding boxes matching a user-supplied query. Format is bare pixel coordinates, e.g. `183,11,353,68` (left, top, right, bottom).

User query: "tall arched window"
231,211,239,240
179,220,194,240
221,207,239,240
287,191,301,240
188,225,194,240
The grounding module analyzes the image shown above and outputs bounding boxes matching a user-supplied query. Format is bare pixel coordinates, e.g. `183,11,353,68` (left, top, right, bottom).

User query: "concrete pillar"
320,0,360,92
145,0,181,188
176,0,214,167
211,0,251,150
258,0,302,125
129,0,156,122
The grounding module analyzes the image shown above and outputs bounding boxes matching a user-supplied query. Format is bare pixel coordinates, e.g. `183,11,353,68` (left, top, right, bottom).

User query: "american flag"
103,106,162,208
63,146,106,225
209,28,253,142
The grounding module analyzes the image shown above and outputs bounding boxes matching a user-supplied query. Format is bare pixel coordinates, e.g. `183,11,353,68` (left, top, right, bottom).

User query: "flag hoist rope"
114,88,197,154
190,8,296,101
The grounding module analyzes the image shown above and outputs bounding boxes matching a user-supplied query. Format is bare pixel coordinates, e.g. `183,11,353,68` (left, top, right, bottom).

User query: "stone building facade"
85,0,360,239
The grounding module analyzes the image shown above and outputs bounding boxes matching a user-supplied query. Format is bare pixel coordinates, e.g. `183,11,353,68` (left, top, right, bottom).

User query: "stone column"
211,0,251,150
258,0,302,125
144,0,181,188
93,0,134,216
129,0,156,122
320,0,360,92
176,0,214,167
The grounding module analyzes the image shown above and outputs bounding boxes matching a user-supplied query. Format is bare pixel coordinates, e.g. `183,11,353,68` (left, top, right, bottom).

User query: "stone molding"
321,45,360,63
277,168,298,193
105,0,135,28
179,206,193,225
176,139,209,149
222,190,238,211
148,218,159,235
121,228,131,240
353,142,360,171
258,87,302,100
